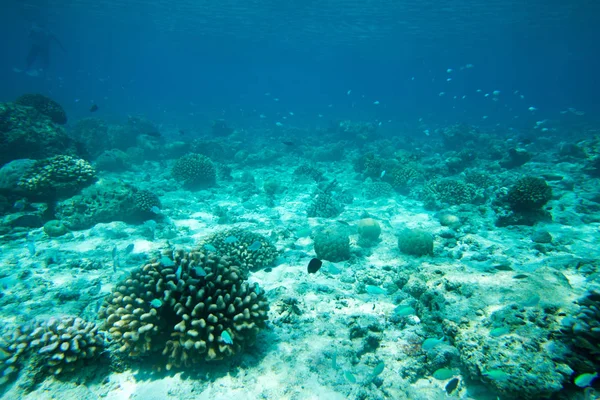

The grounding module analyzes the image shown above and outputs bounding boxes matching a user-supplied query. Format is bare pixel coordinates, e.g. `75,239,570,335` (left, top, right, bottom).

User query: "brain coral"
99,250,269,369
397,228,433,256
313,226,351,262
18,155,97,200
0,317,104,381
198,228,278,272
171,154,216,188
507,177,552,212
14,94,67,125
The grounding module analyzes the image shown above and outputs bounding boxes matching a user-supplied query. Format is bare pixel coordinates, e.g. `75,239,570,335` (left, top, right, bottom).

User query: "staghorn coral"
171,153,216,188
307,180,343,218
507,177,552,212
14,94,67,125
420,178,477,208
198,228,278,272
99,250,269,369
0,317,104,382
364,181,393,199
293,165,324,183
18,155,97,200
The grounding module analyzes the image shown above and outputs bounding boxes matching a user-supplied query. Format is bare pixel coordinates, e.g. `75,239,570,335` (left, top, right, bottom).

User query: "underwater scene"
0,0,599,399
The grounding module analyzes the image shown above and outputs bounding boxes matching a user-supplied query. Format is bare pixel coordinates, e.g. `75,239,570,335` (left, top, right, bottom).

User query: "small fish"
446,68,453,73
347,90,352,95
490,327,510,337
27,239,36,257
372,361,385,376
259,114,266,118
380,170,386,178
111,246,117,259
307,258,323,274
483,369,509,381
492,90,501,96
224,236,238,244
528,106,537,111
13,199,26,210
433,368,455,380
574,372,598,388
332,352,338,369
150,206,161,214
513,274,528,279
326,264,341,274
248,241,262,251
204,244,217,252
193,266,207,277
178,129,186,136
90,104,99,112
394,306,416,317
125,243,134,254
422,337,445,351
336,220,350,226
373,101,380,105
522,294,540,307
344,371,357,383
445,377,460,394
160,256,175,267
365,285,386,295
282,141,295,146
150,299,163,308
221,330,233,345
275,122,283,127
175,265,182,280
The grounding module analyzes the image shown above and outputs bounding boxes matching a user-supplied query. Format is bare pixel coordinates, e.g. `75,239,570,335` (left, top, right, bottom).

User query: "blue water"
1,0,598,132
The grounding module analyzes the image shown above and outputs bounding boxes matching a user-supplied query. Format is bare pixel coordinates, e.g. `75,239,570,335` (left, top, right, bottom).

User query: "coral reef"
307,180,343,218
14,94,67,125
420,178,478,208
99,250,269,368
389,164,420,192
133,189,161,214
313,226,351,262
54,180,150,230
198,228,278,272
357,218,381,246
0,103,78,165
292,165,324,182
507,177,553,212
364,182,393,199
397,228,433,256
171,154,216,188
559,290,600,370
0,317,104,381
18,155,97,200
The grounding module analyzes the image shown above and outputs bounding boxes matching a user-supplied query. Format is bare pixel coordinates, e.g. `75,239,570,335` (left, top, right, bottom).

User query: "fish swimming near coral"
89,104,98,112
307,258,323,273
221,330,233,345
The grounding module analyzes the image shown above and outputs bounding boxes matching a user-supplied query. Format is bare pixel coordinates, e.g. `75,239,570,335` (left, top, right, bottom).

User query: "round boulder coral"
397,228,433,256
14,94,67,125
198,228,278,272
313,226,351,262
133,189,161,213
507,177,552,212
357,218,381,246
18,155,97,200
99,250,269,369
171,154,216,188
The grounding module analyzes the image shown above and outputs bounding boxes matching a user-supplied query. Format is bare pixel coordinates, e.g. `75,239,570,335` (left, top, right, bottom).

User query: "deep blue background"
0,0,598,133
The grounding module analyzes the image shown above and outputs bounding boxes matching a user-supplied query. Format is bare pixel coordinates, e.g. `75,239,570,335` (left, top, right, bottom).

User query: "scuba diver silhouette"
25,24,65,73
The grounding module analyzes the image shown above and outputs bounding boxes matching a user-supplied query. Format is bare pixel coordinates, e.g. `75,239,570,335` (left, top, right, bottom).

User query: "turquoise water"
0,1,599,399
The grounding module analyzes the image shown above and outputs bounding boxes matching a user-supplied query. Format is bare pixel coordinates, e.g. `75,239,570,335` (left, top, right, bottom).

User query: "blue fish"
27,239,36,257
194,266,207,277
248,241,262,251
150,299,163,308
175,265,182,280
204,244,217,252
160,256,175,267
224,236,238,244
365,285,386,295
125,243,135,254
151,206,161,214
221,330,233,345
13,199,26,210
422,337,445,351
